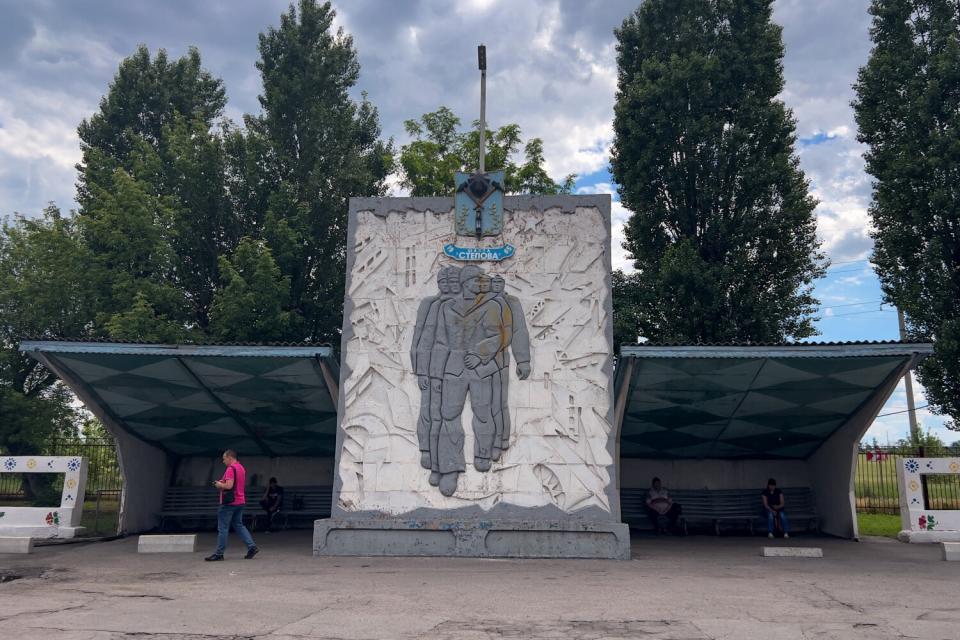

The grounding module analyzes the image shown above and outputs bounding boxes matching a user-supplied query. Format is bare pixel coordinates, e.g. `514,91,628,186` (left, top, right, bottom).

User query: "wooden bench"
247,485,333,530
158,486,229,531
620,487,820,536
621,488,712,535
160,487,264,531
279,486,332,528
759,487,820,535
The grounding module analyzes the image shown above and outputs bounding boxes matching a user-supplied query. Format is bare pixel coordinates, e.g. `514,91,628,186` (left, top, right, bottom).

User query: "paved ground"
0,531,957,639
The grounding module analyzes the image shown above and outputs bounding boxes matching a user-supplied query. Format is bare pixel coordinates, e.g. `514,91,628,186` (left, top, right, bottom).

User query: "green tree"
247,0,392,342
611,0,826,344
208,239,302,342
81,169,192,340
77,46,240,336
399,106,576,196
0,208,88,458
853,0,960,430
76,45,226,210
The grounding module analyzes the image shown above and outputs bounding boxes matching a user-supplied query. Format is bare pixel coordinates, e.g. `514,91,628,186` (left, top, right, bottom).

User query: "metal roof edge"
619,343,935,359
20,340,334,358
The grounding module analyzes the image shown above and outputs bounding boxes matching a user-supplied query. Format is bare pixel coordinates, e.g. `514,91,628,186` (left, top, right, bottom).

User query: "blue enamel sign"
443,243,515,262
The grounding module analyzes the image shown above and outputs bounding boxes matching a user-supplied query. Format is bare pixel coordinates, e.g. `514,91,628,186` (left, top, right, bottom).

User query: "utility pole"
478,44,487,174
898,307,922,445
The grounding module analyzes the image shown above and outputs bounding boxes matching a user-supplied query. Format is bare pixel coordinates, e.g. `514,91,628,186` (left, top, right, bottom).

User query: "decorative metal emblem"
454,170,505,237
443,46,515,264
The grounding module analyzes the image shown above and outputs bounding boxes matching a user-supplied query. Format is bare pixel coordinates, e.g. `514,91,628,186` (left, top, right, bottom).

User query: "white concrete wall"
0,456,88,538
173,456,335,488
337,200,616,516
112,429,169,535
620,459,809,490
807,359,914,539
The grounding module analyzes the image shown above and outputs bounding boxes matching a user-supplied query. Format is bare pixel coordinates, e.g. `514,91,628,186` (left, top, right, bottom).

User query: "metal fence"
856,446,960,514
0,439,122,502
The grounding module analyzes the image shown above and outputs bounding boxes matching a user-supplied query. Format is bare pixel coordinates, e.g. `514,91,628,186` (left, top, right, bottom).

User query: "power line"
820,299,883,309
876,404,929,418
828,258,872,265
826,308,895,317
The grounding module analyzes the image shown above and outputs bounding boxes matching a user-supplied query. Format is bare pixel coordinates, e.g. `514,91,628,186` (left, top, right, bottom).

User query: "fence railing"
856,447,960,514
0,439,122,502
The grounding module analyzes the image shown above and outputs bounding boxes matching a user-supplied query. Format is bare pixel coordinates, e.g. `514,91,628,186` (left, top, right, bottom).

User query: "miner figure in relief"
410,266,461,472
411,265,531,496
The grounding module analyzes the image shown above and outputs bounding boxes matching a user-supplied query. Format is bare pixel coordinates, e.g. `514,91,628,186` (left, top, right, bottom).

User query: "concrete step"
942,542,960,561
138,534,197,553
762,546,823,558
0,537,34,554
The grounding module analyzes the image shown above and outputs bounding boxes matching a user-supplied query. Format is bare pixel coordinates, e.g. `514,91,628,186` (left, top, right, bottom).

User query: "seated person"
259,477,284,532
645,477,682,534
761,477,789,539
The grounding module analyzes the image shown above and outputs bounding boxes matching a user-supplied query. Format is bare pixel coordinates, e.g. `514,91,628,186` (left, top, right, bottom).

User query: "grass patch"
79,499,119,536
857,512,901,538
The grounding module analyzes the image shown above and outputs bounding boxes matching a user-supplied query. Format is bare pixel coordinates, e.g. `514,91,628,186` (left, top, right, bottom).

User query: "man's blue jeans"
215,505,255,555
767,510,790,534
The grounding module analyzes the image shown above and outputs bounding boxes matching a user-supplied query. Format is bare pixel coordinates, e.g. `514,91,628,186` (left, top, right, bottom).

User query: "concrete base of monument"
313,518,631,560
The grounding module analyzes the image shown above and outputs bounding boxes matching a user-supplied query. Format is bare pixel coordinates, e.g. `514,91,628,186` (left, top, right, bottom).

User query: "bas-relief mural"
411,266,531,496
338,206,613,515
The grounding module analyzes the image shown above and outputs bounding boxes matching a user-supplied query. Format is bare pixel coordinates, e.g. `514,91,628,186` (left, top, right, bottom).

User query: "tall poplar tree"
853,0,960,429
247,0,392,342
76,46,236,336
611,0,825,344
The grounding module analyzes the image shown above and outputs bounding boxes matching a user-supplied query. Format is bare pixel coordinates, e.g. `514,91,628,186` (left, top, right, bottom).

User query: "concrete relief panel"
336,199,614,516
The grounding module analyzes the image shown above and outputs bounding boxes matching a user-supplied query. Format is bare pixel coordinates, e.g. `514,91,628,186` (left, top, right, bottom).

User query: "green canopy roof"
22,342,339,457
616,343,932,460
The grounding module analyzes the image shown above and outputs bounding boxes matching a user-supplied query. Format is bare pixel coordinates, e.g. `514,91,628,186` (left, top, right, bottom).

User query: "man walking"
205,449,259,561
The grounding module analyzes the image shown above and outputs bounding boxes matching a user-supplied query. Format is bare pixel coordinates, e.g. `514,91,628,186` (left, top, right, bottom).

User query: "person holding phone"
205,449,259,561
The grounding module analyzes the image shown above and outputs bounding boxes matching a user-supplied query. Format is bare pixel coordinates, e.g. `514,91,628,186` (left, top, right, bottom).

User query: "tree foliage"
2,0,392,454
248,0,393,342
399,106,576,196
209,239,301,342
611,0,826,345
0,208,90,453
853,0,960,429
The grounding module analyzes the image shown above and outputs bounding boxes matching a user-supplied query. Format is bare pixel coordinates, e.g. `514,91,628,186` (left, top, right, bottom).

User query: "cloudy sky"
0,0,952,444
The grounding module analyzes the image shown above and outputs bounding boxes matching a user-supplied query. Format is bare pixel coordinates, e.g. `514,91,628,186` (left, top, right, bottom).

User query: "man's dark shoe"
204,553,224,561
244,546,259,559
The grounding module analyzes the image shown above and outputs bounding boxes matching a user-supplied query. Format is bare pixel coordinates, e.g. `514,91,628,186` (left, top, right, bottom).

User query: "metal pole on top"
478,44,487,173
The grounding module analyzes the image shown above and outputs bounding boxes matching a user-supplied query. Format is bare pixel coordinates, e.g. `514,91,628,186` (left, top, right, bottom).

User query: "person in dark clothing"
646,477,683,534
761,477,790,539
259,477,284,532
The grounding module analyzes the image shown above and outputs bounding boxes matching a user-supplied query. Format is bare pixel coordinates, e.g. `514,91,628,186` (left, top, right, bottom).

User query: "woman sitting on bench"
646,477,682,534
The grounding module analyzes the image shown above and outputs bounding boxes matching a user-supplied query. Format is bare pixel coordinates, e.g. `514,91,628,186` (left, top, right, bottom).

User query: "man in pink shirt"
205,449,258,561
